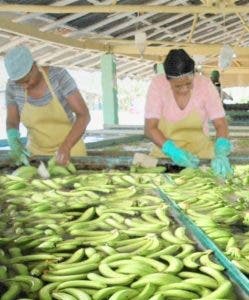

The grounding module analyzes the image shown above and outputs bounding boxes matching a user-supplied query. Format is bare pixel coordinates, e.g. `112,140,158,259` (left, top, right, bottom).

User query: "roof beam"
0,16,248,68
13,0,80,22
0,36,28,53
0,16,107,53
68,52,100,67
0,4,249,14
66,0,170,38
236,13,249,34
40,0,117,33
112,43,249,56
187,14,199,42
38,48,73,64
203,66,249,74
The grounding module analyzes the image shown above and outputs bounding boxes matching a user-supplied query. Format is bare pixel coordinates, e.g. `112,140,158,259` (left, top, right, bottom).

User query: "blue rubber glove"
162,140,200,168
7,128,30,166
211,156,233,179
215,137,232,156
211,137,233,179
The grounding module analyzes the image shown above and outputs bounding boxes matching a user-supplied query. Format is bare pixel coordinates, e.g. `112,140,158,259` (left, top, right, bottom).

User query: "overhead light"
192,55,206,65
196,64,202,71
135,31,147,56
218,44,234,70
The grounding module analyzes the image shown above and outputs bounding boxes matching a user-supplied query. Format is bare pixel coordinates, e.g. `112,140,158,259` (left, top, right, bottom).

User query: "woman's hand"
211,137,233,178
162,140,200,168
56,144,70,166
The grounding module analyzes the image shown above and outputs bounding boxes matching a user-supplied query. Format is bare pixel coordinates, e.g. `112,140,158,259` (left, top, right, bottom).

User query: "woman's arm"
144,118,167,147
212,117,229,138
6,104,30,165
6,104,20,129
57,91,90,164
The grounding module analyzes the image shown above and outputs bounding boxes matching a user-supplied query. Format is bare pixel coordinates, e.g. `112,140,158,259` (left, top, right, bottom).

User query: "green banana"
232,258,249,274
159,282,202,295
1,283,22,300
42,273,87,283
12,165,37,180
132,255,166,272
50,254,102,271
133,283,156,300
62,288,91,300
101,253,131,264
116,261,156,277
148,295,164,300
183,251,204,269
67,162,77,174
176,244,195,258
199,251,225,271
109,288,138,300
84,247,97,258
159,289,199,299
92,286,126,300
182,277,218,289
48,263,98,276
198,281,232,300
155,205,170,225
98,263,133,278
161,230,187,244
174,227,194,244
160,255,183,273
199,266,227,284
87,272,135,286
148,245,180,258
6,275,43,292
59,248,85,264
131,273,181,288
52,291,78,300
49,165,71,177
57,279,106,290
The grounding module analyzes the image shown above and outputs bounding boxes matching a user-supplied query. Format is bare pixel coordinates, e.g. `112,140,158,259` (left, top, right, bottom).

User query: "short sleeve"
203,78,225,120
57,68,78,98
145,76,163,119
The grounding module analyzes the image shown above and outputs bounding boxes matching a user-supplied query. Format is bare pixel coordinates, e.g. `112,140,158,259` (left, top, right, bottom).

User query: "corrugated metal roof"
0,0,248,85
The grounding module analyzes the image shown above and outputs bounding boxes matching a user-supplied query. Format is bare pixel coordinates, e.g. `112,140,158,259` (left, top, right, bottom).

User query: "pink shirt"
145,74,225,135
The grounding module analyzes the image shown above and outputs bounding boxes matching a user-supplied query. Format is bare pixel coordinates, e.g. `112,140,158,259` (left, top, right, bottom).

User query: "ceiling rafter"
0,1,247,82
13,0,80,22
187,13,198,42
0,4,249,14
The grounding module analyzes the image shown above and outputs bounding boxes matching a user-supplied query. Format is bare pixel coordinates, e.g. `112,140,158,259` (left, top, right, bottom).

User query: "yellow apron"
151,110,214,159
20,67,86,156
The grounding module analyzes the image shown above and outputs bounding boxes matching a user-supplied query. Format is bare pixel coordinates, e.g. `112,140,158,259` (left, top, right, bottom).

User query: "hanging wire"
222,13,226,44
134,11,147,58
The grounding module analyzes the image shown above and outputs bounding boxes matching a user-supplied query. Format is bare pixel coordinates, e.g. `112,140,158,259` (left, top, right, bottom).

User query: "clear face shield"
167,71,194,95
166,70,194,80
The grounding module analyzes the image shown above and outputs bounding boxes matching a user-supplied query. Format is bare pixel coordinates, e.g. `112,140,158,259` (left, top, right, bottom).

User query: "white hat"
4,46,34,81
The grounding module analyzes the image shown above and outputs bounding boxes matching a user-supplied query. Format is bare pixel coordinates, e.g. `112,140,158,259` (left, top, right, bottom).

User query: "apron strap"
24,66,57,100
38,66,57,100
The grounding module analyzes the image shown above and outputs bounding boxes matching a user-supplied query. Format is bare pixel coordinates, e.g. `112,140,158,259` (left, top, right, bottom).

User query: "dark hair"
163,49,195,79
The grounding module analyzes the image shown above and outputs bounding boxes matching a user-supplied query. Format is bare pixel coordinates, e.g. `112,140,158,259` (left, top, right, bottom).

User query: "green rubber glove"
211,137,233,179
162,140,200,168
7,128,30,166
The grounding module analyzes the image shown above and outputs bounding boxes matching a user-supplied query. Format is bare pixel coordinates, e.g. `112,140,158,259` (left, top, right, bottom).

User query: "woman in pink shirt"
145,49,232,178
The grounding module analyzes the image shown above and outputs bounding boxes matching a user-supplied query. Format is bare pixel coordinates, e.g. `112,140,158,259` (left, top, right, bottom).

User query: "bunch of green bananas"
12,165,38,180
47,157,77,177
